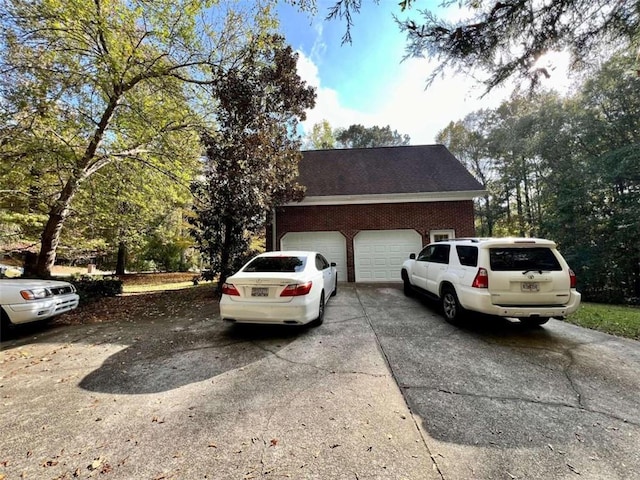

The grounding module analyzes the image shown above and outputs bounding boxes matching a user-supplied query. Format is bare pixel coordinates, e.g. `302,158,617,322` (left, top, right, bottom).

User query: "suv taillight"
472,268,489,288
569,268,577,288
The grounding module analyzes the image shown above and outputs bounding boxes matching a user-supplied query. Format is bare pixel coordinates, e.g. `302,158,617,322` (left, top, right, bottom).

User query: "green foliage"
72,277,123,303
327,1,638,92
0,0,265,276
438,53,640,304
335,124,411,148
306,120,336,149
190,32,316,290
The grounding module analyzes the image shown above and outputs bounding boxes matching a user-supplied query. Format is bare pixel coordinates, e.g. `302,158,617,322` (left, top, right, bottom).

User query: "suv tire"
402,271,413,297
442,287,464,323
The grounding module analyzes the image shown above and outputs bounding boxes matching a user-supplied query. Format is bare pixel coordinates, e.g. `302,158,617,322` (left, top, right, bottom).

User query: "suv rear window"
489,248,561,271
244,256,306,273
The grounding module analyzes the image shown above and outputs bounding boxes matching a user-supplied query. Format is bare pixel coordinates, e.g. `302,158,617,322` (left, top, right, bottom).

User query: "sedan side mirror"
330,262,336,267
410,253,416,260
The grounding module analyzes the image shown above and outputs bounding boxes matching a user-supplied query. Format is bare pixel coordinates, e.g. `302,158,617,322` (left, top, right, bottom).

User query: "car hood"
0,279,74,288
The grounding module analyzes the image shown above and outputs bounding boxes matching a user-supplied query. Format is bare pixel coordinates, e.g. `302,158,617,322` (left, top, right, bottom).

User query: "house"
266,144,485,282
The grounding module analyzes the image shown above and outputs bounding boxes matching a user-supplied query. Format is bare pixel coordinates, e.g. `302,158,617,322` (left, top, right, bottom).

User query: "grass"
122,281,197,293
566,302,640,340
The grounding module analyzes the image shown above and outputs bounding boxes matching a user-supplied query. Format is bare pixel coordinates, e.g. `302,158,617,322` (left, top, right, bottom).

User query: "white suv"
400,238,581,325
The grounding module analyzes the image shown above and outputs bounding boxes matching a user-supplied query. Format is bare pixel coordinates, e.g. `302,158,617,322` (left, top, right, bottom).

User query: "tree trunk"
35,179,79,277
116,242,127,275
217,217,234,293
35,94,121,278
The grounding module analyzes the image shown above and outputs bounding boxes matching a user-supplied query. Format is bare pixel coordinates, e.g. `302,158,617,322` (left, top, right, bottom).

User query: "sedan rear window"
489,248,561,271
243,256,306,273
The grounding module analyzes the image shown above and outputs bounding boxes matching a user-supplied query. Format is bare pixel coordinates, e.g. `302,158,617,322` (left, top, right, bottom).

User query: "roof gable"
298,145,483,197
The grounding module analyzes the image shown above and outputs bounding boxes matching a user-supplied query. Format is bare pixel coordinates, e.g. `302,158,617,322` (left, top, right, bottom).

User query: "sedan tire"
312,292,325,327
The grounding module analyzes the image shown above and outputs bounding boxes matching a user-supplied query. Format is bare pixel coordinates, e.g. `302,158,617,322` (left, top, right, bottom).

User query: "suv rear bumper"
459,288,581,319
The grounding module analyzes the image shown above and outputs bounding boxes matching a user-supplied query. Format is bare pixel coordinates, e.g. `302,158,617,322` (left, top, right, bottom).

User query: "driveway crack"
427,386,640,427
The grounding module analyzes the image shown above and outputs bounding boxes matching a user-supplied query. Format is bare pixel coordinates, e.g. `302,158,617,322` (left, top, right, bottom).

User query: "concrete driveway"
357,284,640,480
1,284,639,479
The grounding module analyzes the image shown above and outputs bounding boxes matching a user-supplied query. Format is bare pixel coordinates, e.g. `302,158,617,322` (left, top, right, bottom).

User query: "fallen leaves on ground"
53,283,218,326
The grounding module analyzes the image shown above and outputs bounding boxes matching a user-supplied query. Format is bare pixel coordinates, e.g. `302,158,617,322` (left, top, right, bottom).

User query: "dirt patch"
53,284,219,326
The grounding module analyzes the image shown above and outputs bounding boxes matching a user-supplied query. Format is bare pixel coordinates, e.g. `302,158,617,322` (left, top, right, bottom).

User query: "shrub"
72,276,123,303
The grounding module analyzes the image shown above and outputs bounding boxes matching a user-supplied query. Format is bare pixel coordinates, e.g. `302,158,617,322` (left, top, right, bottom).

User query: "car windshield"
243,256,306,273
489,247,562,271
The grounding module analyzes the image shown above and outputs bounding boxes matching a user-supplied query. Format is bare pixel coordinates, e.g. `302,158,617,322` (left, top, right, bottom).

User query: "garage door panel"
281,231,347,282
354,230,422,282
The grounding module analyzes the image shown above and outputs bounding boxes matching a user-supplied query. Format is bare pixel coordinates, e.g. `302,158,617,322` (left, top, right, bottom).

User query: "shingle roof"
298,145,483,197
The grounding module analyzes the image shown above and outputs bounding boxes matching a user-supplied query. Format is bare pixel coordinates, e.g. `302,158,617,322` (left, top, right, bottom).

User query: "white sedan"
219,251,337,326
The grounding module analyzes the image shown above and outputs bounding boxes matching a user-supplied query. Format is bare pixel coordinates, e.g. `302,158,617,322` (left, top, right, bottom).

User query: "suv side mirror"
330,262,336,267
410,253,416,260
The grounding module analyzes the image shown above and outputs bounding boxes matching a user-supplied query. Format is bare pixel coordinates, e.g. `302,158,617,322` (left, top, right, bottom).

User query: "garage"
354,230,422,282
280,231,348,282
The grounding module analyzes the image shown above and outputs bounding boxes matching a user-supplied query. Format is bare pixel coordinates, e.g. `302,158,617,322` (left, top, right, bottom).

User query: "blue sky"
275,1,572,145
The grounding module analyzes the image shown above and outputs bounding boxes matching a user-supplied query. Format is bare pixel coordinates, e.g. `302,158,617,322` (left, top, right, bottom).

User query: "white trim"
284,190,486,206
430,229,455,243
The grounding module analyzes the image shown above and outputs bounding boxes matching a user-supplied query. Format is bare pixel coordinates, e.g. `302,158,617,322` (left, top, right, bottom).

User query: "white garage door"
354,230,422,282
281,231,347,282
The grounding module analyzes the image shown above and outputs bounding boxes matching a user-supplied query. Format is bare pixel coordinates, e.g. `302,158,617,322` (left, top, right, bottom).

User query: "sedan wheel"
312,292,325,326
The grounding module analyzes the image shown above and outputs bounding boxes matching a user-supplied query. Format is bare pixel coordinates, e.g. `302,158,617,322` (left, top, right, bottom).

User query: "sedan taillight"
280,281,313,297
569,268,577,288
221,283,240,296
471,268,489,288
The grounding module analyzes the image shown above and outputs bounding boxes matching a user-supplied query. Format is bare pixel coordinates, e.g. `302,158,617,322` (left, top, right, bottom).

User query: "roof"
297,145,484,197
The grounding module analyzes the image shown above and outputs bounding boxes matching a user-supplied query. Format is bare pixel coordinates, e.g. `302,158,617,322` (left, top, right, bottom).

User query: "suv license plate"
521,282,539,292
252,287,269,297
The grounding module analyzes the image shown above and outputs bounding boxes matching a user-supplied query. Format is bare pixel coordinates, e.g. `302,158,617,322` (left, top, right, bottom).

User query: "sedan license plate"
521,282,539,292
251,287,269,297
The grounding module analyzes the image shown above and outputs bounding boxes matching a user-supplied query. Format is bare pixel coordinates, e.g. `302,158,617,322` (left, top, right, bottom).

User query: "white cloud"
296,51,509,145
297,49,575,146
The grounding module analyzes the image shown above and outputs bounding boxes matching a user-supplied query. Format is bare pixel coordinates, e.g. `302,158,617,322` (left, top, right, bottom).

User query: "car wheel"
442,287,464,323
331,277,337,297
402,271,413,297
1,309,14,340
521,317,550,326
312,292,325,327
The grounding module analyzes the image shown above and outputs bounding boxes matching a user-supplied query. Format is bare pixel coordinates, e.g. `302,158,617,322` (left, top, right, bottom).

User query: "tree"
306,120,336,149
327,0,639,92
436,111,500,236
190,33,316,291
0,0,270,277
335,124,410,148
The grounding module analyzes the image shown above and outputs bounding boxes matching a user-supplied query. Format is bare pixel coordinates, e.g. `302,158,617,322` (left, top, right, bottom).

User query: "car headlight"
20,288,53,300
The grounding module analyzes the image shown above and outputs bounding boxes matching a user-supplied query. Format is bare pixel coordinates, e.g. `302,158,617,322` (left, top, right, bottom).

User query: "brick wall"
266,200,476,281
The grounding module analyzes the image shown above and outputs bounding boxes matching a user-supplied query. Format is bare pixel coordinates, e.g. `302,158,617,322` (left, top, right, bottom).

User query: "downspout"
271,208,277,252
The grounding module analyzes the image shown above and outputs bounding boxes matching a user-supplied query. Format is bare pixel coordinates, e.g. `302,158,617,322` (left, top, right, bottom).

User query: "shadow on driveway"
79,323,307,395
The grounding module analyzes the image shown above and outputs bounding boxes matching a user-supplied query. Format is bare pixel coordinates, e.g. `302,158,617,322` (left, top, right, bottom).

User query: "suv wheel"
442,287,464,323
402,271,413,297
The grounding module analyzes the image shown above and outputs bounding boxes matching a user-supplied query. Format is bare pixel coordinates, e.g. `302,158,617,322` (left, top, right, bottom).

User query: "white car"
220,251,337,326
401,237,581,325
1,279,80,329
